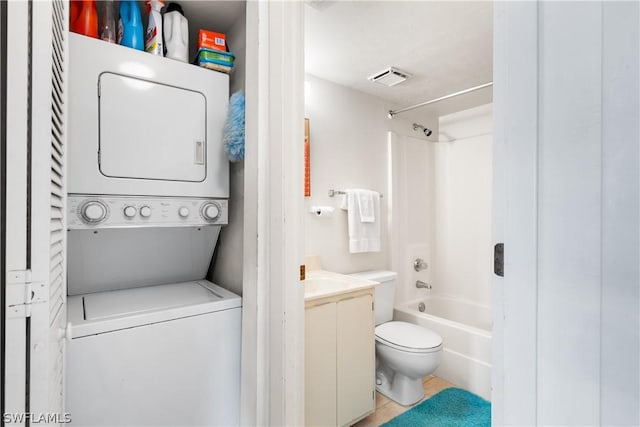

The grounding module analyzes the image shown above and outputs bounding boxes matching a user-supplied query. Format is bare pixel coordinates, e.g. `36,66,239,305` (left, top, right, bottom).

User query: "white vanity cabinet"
305,285,376,427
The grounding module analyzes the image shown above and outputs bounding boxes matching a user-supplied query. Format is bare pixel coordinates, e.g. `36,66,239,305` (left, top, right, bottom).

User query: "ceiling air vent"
368,67,412,87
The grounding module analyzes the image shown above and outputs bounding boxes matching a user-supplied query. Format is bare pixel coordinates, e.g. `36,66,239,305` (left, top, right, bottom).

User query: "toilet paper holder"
309,206,335,217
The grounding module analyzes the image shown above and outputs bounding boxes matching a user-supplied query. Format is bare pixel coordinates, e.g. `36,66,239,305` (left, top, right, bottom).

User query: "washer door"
99,72,207,182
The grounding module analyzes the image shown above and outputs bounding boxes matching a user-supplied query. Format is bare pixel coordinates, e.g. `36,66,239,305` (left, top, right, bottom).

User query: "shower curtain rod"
387,82,493,118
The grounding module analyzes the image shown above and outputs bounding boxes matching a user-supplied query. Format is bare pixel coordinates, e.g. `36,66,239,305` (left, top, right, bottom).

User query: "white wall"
433,104,492,306
303,74,432,274
493,1,639,425
389,132,436,305
211,8,246,296
390,104,492,307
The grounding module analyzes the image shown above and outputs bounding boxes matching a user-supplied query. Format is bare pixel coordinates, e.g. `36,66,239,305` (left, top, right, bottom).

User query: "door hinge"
494,243,504,277
6,270,47,319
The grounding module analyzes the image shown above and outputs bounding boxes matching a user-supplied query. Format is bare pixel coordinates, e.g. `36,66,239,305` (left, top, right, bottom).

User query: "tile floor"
353,375,455,427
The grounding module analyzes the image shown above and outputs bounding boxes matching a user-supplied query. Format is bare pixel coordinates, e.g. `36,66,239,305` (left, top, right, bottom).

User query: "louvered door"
29,0,68,419
1,0,69,422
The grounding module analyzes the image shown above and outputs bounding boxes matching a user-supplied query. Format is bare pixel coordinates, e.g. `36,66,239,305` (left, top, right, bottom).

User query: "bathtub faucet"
416,280,432,290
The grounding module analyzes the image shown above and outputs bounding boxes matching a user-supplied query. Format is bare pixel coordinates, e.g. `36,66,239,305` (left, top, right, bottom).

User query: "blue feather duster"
223,91,245,162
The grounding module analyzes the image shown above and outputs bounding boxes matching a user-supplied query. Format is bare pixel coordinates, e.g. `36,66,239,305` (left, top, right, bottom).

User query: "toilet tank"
349,270,398,326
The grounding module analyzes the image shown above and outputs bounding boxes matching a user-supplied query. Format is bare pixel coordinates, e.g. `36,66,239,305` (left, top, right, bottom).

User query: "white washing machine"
64,195,241,426
66,280,241,426
66,34,239,426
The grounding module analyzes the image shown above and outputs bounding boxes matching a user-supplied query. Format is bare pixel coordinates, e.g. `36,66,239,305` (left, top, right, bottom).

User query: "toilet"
349,270,443,406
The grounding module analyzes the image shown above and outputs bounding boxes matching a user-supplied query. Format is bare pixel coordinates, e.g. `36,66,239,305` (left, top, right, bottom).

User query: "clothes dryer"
67,33,229,198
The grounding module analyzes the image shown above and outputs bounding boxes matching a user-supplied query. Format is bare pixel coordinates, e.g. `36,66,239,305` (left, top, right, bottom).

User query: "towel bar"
328,189,383,198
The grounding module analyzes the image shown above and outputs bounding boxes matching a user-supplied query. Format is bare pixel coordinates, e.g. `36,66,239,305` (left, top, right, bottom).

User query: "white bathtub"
393,295,492,400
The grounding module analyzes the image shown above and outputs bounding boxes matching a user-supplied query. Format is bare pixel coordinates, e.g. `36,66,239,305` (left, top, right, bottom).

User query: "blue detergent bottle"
118,0,144,50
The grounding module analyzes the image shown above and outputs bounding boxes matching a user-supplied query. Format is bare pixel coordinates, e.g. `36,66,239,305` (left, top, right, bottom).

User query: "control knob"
139,206,152,218
80,201,108,224
178,207,190,218
201,202,221,221
123,206,137,218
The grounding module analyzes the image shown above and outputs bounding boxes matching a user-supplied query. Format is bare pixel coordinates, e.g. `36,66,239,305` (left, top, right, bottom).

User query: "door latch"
494,243,504,277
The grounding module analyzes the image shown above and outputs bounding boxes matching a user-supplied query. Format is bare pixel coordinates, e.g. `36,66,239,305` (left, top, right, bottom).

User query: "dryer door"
99,73,207,182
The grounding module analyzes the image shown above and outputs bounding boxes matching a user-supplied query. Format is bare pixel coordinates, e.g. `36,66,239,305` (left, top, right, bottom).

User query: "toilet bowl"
347,271,444,406
374,321,443,406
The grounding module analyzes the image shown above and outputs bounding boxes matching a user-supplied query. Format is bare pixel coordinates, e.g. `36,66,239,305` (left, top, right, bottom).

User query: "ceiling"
305,1,493,117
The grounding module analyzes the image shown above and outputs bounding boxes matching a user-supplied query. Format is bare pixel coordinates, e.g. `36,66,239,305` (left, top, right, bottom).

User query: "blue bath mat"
382,388,491,427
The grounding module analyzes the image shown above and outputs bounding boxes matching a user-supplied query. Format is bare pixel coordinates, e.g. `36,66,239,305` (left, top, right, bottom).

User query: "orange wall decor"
304,118,311,197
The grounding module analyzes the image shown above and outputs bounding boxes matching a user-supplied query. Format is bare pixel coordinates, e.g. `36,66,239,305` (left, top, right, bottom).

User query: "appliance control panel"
67,195,228,229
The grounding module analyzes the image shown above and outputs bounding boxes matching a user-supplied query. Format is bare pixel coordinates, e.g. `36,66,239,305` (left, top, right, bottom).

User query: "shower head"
413,123,433,137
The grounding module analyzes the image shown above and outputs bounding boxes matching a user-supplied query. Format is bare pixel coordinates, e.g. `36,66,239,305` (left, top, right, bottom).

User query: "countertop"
304,270,378,303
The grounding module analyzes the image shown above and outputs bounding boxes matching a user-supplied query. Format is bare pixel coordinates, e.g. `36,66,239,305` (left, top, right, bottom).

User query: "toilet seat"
375,321,442,354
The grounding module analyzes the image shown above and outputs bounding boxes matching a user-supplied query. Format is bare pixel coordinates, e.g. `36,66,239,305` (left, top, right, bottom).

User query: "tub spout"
416,280,432,290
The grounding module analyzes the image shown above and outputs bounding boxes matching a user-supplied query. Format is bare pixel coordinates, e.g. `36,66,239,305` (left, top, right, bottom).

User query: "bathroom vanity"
304,271,377,427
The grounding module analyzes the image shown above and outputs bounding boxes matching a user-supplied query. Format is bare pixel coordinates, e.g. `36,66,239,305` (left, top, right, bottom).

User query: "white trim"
240,2,262,424
492,2,539,425
278,4,305,423
241,1,305,425
4,1,30,421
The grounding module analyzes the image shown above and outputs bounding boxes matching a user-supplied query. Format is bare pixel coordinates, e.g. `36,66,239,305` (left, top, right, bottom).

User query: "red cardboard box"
198,29,226,52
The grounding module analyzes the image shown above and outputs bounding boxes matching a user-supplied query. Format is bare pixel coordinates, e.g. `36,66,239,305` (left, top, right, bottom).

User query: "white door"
493,1,639,425
3,1,69,424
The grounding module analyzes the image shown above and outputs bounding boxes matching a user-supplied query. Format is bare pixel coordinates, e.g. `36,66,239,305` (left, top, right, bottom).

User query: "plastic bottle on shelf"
98,0,117,43
145,0,165,56
70,0,98,38
163,2,189,62
118,0,144,50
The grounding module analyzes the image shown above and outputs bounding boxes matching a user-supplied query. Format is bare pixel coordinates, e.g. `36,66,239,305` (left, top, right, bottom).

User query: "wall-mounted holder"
309,206,334,217
329,189,384,198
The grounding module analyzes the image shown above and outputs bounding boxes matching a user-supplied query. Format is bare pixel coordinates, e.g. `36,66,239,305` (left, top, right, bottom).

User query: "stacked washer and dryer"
65,34,241,426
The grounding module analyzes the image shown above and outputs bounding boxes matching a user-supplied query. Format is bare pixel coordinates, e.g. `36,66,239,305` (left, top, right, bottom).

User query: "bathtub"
393,295,492,400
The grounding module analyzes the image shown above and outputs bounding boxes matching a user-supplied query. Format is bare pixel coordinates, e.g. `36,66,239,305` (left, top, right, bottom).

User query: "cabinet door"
305,302,337,426
337,294,375,426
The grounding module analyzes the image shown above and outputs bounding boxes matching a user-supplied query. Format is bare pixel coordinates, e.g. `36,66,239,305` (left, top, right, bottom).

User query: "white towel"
356,189,376,222
346,189,381,253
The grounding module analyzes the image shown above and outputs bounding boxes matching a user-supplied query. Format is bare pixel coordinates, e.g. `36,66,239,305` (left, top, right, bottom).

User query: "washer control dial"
123,206,137,218
80,201,108,224
201,202,221,221
139,206,152,218
178,207,190,218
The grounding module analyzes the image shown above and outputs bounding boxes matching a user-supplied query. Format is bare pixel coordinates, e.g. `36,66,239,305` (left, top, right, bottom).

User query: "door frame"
242,1,305,425
3,1,31,421
492,2,540,425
